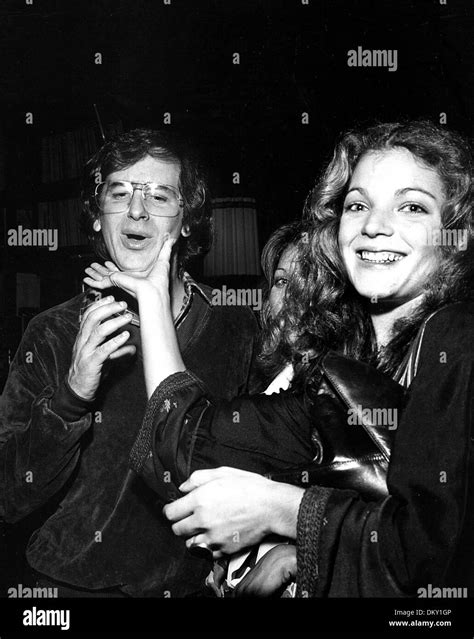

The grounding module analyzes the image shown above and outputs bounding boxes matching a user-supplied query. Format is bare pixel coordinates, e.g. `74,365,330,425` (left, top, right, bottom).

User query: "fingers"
108,344,137,360
83,276,111,290
108,272,133,287
81,298,127,328
171,514,203,539
233,545,297,598
82,304,131,347
77,300,133,366
178,467,250,493
90,315,132,351
108,272,141,298
178,469,220,492
83,262,120,290
75,298,123,350
89,262,112,278
68,293,136,400
185,534,210,550
163,492,195,523
147,235,176,281
104,261,120,272
83,263,114,289
81,295,117,324
95,330,131,360
158,235,176,263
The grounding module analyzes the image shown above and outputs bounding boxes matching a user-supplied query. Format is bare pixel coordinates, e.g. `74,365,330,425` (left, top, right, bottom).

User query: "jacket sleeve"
296,304,474,597
0,316,93,523
129,369,318,503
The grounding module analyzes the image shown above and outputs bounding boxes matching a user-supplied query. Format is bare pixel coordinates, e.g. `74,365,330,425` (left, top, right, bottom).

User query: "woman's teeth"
359,251,404,263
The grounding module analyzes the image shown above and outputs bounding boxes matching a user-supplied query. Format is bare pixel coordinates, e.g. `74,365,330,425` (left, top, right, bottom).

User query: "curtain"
204,197,261,276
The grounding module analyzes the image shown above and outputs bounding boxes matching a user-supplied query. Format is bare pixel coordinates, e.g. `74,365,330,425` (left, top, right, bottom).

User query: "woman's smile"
339,148,445,306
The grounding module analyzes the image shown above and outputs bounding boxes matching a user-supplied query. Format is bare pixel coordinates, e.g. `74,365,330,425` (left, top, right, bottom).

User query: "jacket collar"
80,271,211,328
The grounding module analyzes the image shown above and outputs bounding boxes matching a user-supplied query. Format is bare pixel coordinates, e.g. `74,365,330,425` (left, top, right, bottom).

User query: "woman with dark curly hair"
87,120,473,597
257,220,309,391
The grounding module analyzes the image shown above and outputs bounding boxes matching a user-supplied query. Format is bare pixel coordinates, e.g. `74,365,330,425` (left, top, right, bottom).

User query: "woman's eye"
344,202,367,212
273,277,288,289
400,203,427,214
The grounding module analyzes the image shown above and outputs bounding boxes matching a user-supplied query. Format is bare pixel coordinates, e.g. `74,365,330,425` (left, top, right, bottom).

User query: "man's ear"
181,223,191,238
93,219,101,233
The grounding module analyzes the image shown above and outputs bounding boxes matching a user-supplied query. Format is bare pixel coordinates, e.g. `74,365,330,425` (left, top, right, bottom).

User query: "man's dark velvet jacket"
0,281,259,596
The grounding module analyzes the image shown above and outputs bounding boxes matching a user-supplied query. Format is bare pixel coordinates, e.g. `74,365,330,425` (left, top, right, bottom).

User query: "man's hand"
233,544,297,597
68,296,135,401
163,467,305,556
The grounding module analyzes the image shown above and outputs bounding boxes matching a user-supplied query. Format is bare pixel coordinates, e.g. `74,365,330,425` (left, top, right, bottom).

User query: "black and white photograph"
0,0,472,634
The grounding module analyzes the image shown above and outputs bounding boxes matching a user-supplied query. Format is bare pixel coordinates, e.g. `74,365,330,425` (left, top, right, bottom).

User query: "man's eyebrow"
395,187,437,201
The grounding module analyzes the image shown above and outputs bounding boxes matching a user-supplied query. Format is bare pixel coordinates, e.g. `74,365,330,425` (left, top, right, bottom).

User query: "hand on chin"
115,252,155,277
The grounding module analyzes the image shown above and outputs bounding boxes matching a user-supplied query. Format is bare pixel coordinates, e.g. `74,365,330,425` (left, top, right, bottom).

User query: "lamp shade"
204,197,261,276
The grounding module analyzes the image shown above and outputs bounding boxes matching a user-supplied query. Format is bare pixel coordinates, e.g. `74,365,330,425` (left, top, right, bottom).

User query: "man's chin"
112,251,153,273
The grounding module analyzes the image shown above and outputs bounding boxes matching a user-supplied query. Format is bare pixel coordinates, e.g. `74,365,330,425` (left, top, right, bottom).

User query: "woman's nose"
360,207,393,237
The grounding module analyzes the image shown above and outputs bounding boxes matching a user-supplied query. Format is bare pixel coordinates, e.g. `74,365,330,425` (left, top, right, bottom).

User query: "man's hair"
81,128,213,269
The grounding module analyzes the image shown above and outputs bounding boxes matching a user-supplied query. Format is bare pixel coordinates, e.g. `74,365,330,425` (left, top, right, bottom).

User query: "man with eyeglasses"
0,129,259,597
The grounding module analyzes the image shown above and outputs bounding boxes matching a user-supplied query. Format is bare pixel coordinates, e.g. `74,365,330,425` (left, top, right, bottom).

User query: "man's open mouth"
126,233,147,240
122,233,151,248
356,250,405,264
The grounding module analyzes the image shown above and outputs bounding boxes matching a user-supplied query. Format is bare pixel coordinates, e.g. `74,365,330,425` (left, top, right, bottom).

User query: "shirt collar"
174,271,212,328
181,271,212,305
80,270,211,327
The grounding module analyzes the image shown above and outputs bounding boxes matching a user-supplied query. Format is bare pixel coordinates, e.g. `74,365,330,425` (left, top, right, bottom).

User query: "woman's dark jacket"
129,301,474,597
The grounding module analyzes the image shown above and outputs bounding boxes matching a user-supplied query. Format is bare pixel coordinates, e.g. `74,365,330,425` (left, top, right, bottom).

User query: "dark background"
0,0,472,606
0,0,472,359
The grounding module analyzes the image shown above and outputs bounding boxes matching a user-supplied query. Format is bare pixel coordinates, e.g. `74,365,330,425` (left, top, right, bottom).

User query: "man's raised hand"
67,296,135,401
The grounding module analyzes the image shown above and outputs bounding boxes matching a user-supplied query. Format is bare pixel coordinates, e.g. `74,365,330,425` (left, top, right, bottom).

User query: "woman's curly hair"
257,220,316,381
264,120,473,387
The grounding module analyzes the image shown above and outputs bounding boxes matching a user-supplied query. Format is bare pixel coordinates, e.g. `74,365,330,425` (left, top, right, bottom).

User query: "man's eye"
151,194,169,204
400,203,427,214
110,191,129,200
344,202,366,212
147,188,172,204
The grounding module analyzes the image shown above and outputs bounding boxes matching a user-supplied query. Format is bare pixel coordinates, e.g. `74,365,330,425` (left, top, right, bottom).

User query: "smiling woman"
339,147,446,346
114,120,473,598
296,119,473,374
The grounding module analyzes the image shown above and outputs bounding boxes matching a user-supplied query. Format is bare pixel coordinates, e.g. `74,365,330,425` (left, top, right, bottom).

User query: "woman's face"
338,148,445,307
268,244,298,317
